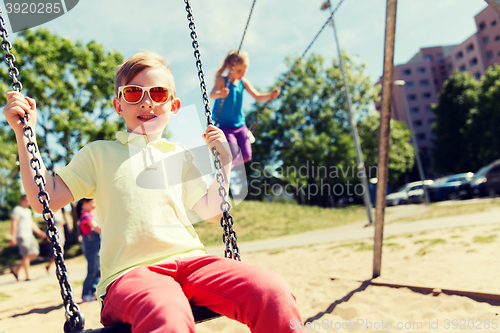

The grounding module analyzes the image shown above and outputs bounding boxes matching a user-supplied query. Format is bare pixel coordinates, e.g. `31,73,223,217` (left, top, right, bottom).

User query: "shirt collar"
115,131,178,149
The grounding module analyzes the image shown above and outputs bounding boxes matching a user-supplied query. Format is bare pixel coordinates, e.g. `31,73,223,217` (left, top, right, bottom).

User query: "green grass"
193,201,367,246
473,234,498,244
415,238,447,256
396,201,500,223
0,291,11,302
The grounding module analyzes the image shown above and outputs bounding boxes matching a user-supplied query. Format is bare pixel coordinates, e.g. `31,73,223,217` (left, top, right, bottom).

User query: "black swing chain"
0,7,85,333
214,0,256,125
185,0,240,261
247,0,346,134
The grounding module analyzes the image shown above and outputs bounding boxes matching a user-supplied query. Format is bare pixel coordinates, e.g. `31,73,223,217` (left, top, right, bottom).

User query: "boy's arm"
32,222,47,239
10,217,18,246
210,76,230,100
5,92,74,213
192,125,232,223
241,77,280,103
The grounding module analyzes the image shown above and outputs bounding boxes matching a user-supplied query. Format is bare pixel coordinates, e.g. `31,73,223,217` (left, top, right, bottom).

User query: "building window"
417,133,426,140
470,57,478,67
479,21,486,30
425,55,433,62
410,107,420,114
434,79,439,86
456,51,464,60
413,120,423,128
438,59,445,64
496,35,500,42
417,67,426,74
487,50,494,59
466,43,474,52
422,92,432,100
460,65,466,71
439,65,445,70
402,68,412,76
437,53,443,58
408,94,417,102
419,79,430,87
425,105,433,112
492,20,498,27
475,72,481,79
440,71,447,76
484,36,490,45
405,81,415,88
448,64,453,70
428,119,435,126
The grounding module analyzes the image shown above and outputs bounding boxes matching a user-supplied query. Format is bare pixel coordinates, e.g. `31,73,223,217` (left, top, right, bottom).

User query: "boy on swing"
4,51,303,333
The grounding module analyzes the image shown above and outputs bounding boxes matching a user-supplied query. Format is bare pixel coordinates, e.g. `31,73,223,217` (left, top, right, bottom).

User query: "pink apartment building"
376,5,500,157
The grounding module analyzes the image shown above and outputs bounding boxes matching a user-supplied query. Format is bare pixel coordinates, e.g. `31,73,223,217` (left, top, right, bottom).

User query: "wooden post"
485,0,500,15
373,0,398,279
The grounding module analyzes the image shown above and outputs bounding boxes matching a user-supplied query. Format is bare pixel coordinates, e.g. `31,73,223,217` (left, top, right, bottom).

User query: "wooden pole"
373,0,398,279
485,0,500,15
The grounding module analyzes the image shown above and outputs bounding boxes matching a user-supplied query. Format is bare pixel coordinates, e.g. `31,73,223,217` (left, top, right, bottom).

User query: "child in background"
77,198,101,302
210,50,279,166
4,51,303,333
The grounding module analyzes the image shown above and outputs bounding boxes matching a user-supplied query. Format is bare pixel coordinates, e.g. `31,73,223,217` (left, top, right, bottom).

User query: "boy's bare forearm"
199,157,232,222
15,131,71,213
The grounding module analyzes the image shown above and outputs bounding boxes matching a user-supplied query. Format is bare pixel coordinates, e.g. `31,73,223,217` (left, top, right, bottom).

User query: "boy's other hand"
271,88,280,99
4,91,37,133
202,125,232,161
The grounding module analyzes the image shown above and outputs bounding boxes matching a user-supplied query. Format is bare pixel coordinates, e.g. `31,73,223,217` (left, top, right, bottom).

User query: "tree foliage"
433,67,500,173
246,53,414,206
0,29,123,235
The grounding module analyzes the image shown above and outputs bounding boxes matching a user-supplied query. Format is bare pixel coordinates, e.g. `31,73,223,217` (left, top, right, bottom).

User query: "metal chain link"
214,0,256,125
0,7,84,332
185,0,240,261
248,0,346,133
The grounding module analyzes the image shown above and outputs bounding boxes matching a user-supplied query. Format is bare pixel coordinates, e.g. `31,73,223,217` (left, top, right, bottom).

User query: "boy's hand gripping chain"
0,7,85,333
185,0,240,261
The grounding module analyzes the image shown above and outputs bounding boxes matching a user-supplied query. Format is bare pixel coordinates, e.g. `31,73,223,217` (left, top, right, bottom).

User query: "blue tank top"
212,77,245,127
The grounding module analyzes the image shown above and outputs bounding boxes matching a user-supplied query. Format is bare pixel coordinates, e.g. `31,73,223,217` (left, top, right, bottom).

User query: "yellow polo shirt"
57,131,209,298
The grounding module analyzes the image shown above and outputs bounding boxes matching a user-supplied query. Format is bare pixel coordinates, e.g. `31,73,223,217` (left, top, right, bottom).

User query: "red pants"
101,255,303,333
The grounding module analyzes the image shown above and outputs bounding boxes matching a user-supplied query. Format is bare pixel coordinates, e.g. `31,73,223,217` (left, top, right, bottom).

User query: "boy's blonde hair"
115,51,176,97
215,50,249,83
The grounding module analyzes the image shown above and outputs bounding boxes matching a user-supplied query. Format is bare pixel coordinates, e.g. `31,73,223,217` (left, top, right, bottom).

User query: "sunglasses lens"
122,86,144,103
149,87,169,103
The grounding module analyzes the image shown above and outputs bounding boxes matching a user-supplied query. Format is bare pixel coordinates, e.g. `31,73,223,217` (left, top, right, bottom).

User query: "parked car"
427,173,474,202
458,159,500,199
406,180,434,204
386,180,433,206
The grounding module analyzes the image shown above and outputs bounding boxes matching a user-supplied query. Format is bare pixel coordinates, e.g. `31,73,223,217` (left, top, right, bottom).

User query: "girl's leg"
235,125,252,163
168,255,303,333
101,265,196,333
82,233,100,298
219,126,244,166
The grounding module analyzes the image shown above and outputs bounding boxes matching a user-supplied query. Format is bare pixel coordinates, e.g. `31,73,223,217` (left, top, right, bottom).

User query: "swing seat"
79,306,221,332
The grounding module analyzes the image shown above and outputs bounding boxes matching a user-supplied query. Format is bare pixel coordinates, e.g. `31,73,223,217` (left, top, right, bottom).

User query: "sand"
1,221,499,333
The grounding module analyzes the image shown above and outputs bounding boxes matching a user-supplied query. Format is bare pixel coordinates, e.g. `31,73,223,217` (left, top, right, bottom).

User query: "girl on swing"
210,50,280,166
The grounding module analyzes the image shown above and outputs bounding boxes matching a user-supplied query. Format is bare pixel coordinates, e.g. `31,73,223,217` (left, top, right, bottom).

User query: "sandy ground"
1,218,499,332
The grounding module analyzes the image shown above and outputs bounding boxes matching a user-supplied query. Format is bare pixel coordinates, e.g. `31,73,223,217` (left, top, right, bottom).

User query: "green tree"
473,65,500,167
246,53,414,206
432,71,479,173
0,29,124,241
357,113,414,185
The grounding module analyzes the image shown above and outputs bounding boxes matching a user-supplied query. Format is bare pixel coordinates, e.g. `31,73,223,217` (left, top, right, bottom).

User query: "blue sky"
0,0,490,146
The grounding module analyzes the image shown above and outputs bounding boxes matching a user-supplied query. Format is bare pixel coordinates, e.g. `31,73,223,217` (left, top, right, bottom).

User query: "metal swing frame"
0,0,238,331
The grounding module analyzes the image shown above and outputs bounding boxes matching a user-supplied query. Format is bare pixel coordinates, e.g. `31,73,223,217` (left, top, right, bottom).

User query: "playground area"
1,204,499,332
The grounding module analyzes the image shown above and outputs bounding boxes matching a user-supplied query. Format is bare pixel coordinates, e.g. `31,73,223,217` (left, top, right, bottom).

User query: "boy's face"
113,67,180,140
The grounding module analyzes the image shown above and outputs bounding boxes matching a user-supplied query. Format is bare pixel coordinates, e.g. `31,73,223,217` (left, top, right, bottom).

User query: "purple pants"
219,125,252,166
